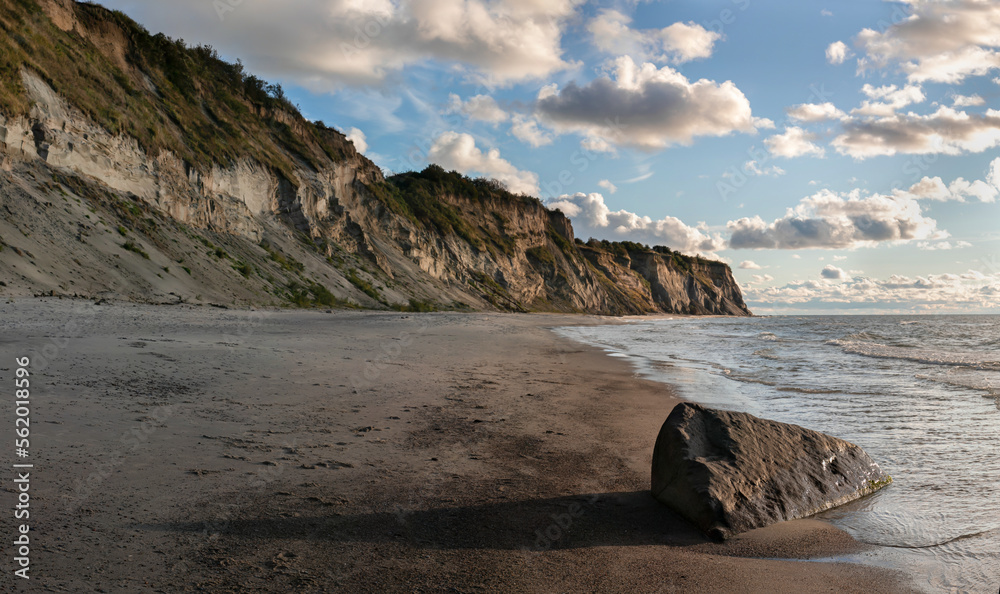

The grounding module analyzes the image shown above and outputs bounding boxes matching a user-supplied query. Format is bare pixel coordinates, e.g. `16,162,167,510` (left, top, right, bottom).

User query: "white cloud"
581,137,617,154
821,264,849,280
787,102,846,123
428,131,538,195
861,83,924,103
953,94,986,107
597,179,618,194
899,164,999,203
536,56,758,151
101,0,582,88
827,41,851,65
821,9,834,18
657,21,723,63
855,1,1000,83
765,127,826,158
727,189,945,250
917,240,973,250
851,84,925,117
744,270,1000,312
447,94,508,124
509,115,553,147
739,260,763,269
833,106,1000,159
546,192,725,253
751,274,775,283
588,10,721,64
753,117,776,130
743,160,786,177
346,127,368,153
903,176,955,201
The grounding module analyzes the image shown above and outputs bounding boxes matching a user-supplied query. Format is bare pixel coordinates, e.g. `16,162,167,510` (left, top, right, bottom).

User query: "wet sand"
0,300,917,592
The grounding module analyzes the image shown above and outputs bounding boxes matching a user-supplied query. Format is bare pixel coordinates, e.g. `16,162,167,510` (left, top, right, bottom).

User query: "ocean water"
556,315,1000,593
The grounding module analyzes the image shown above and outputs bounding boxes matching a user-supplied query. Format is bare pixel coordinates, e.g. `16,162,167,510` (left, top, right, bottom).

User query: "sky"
95,0,1000,314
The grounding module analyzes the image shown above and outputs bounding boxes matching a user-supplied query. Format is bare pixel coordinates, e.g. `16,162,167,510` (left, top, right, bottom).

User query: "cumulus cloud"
851,84,925,117
833,106,1000,158
787,102,846,122
764,127,826,158
447,94,508,124
821,265,849,280
587,10,721,64
751,274,775,284
952,94,986,107
743,160,786,177
428,131,538,195
546,192,725,254
900,164,999,203
509,115,553,147
727,189,945,250
827,40,851,65
739,260,763,269
855,1,1000,83
346,127,368,153
597,179,618,194
98,0,582,88
744,270,1000,312
753,117,777,130
535,56,758,151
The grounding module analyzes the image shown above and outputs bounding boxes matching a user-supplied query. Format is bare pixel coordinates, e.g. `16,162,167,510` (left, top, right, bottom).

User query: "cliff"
0,0,750,316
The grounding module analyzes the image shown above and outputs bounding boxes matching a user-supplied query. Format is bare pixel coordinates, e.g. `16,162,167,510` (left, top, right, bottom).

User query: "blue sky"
97,0,1000,313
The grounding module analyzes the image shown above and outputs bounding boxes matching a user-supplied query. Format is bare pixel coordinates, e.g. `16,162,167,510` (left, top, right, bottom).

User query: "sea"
556,315,1000,594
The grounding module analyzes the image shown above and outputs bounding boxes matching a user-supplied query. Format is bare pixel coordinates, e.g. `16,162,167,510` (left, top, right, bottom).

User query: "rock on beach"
651,402,892,540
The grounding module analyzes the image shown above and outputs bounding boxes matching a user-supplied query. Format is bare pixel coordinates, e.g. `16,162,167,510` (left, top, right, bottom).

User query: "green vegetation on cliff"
369,164,545,256
0,0,355,177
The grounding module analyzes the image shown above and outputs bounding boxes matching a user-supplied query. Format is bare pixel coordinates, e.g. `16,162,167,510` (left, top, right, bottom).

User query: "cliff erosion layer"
0,0,750,316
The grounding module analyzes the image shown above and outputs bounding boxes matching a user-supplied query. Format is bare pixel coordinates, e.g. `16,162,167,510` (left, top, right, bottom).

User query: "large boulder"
651,402,891,540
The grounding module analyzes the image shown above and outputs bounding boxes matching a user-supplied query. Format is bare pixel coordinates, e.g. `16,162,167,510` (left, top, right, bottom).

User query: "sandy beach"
0,300,917,592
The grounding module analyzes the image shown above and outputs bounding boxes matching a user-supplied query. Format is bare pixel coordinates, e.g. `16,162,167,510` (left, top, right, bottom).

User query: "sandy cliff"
0,0,750,315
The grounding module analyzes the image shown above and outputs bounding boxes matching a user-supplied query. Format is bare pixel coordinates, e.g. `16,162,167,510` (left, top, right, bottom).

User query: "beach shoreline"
0,300,916,592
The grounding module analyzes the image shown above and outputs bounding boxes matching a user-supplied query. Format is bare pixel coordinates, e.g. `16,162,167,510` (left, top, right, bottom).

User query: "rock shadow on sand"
149,491,711,552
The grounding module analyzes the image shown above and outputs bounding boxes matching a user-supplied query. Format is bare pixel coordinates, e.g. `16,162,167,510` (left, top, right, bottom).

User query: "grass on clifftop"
0,0,357,178
370,164,550,254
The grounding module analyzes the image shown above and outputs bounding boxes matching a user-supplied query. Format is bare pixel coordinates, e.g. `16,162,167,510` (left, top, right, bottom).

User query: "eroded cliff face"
0,0,750,316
